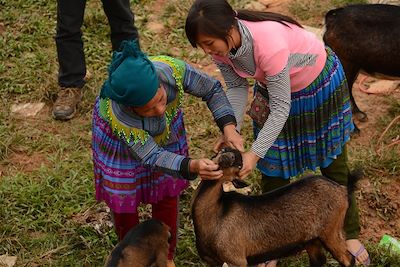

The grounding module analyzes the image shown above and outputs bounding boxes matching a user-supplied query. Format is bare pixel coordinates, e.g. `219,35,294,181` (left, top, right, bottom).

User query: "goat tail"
347,168,364,196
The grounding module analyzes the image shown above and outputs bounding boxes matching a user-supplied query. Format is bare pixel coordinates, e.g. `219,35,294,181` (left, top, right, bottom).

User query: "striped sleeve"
183,62,237,131
125,137,197,180
251,65,291,158
215,61,249,131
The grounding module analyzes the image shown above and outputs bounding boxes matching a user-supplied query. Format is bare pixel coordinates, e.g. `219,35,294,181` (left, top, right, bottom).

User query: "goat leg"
320,234,354,267
305,239,326,267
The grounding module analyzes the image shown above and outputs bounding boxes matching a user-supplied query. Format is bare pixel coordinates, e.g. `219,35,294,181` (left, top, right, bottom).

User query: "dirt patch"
359,177,400,243
350,74,400,145
2,152,49,175
349,79,400,245
146,0,167,34
261,0,293,14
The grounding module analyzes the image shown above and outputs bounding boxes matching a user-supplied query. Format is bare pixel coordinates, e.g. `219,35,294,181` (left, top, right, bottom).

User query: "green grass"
1,0,399,266
289,0,368,26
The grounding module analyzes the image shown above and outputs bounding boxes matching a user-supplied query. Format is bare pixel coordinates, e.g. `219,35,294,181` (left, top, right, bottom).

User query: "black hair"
185,0,302,48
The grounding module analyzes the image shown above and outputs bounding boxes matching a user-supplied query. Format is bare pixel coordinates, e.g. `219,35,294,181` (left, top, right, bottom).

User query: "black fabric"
180,158,197,180
55,0,139,88
216,115,237,132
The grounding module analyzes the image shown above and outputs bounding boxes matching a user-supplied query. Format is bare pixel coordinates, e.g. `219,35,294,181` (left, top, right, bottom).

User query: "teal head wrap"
100,40,159,107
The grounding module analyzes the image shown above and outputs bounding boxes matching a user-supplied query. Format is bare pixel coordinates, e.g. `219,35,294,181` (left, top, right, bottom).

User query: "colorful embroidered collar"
99,56,185,145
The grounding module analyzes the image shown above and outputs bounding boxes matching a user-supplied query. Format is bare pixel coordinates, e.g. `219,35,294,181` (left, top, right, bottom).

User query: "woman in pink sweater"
185,0,370,266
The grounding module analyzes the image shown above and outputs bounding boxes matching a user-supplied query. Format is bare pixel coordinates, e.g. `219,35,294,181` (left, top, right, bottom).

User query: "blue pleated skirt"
254,47,354,179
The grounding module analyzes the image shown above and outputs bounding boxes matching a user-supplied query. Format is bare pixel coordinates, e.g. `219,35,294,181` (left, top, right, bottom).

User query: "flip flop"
349,244,371,266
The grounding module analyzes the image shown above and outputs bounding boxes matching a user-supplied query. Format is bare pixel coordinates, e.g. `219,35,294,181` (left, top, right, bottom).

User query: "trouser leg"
320,145,360,239
101,0,139,51
112,211,139,241
55,0,86,88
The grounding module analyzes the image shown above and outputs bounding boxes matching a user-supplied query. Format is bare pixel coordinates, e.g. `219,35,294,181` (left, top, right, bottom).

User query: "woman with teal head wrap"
100,40,159,107
92,40,243,265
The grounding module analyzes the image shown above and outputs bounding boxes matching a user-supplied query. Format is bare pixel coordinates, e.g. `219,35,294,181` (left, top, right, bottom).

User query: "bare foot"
346,239,370,266
257,260,278,267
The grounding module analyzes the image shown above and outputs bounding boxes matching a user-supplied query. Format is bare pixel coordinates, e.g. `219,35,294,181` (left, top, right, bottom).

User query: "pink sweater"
213,20,326,92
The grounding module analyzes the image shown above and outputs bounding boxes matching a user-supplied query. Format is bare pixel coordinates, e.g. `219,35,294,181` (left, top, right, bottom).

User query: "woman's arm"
215,62,249,132
126,136,196,180
183,62,244,151
251,66,291,158
125,136,222,180
106,98,222,180
238,66,292,179
182,63,237,131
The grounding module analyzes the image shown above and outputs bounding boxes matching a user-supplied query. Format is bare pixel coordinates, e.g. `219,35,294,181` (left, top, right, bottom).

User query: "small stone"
0,255,17,267
11,102,45,117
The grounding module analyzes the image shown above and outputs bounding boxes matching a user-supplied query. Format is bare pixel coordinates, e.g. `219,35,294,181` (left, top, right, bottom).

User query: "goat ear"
232,179,249,189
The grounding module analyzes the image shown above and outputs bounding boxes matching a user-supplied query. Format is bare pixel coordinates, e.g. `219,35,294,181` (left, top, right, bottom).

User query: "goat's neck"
192,180,224,217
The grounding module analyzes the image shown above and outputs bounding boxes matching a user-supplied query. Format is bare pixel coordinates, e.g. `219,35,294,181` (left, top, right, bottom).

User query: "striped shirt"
213,20,326,158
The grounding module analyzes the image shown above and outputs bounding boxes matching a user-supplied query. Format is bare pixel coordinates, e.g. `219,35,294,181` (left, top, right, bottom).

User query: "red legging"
112,195,179,260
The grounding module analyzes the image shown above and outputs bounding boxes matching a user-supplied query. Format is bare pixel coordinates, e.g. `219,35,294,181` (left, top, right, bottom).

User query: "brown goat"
191,147,356,267
105,219,171,267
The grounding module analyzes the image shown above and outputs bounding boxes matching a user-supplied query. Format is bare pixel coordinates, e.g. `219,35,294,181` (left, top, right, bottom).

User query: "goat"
105,219,171,267
323,4,400,133
191,147,357,266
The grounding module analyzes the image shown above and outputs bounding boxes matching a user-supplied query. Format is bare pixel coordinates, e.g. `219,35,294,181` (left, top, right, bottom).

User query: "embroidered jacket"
99,56,236,180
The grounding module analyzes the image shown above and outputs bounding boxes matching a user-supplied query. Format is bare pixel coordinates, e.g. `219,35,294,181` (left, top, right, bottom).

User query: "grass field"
1,0,399,266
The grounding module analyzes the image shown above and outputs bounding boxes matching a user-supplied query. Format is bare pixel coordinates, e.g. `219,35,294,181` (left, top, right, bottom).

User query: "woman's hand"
190,158,223,180
213,124,244,153
213,135,226,153
238,151,260,179
224,124,244,152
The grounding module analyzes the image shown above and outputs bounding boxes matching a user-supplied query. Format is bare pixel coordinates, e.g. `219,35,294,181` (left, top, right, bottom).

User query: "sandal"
349,244,371,266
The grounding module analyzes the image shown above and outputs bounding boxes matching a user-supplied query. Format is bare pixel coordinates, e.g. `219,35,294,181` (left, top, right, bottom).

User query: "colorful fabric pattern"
255,48,354,179
99,56,186,146
93,100,189,213
92,56,237,212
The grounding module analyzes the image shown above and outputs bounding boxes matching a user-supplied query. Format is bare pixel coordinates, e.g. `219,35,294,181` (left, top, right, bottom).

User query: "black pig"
323,4,400,133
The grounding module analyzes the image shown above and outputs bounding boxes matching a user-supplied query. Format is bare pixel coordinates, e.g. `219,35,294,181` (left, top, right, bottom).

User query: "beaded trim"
99,56,185,145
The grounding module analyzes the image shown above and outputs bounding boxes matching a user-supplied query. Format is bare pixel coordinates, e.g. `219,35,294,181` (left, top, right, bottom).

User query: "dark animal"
105,219,171,267
191,147,357,266
323,4,400,133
